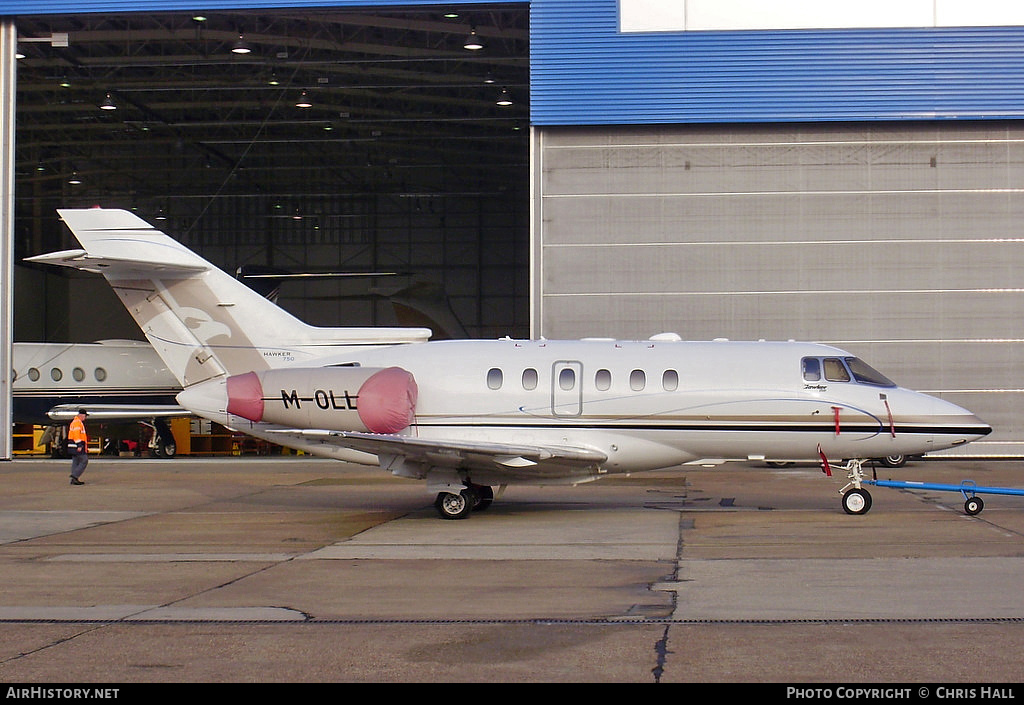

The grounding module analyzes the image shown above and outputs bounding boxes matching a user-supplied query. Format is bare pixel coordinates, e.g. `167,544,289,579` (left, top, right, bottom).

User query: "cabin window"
72,367,85,382
630,369,646,391
522,368,538,390
95,368,107,382
558,367,576,391
595,369,611,391
487,368,503,390
28,367,40,382
662,369,679,391
823,358,851,383
50,368,62,382
802,357,821,382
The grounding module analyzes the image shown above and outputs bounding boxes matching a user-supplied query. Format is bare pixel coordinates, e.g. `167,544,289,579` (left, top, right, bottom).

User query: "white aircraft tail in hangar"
28,208,993,518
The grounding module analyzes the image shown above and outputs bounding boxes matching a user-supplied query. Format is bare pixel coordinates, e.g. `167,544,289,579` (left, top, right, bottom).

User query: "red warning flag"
883,397,896,438
817,444,832,476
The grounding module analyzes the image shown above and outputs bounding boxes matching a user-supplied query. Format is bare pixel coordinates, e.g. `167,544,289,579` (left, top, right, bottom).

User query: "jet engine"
225,366,417,434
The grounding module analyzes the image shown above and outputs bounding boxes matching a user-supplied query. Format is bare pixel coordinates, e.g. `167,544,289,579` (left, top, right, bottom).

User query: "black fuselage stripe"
407,422,990,436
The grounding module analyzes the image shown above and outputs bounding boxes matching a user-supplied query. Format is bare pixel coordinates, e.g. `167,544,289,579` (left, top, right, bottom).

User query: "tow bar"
863,478,1024,516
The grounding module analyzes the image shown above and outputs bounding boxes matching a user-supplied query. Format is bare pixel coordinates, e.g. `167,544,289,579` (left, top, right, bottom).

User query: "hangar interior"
13,5,530,342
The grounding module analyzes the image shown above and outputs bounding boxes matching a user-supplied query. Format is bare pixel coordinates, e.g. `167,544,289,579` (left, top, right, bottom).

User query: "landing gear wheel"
435,489,475,520
879,454,907,468
472,484,494,512
158,438,176,458
151,420,176,459
964,496,984,516
842,487,873,515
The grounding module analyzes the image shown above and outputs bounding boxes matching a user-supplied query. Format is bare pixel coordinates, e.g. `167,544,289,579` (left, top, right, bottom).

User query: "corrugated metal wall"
533,122,1024,457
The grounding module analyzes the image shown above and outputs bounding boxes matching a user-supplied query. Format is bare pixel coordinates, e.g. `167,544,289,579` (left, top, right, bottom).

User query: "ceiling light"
295,91,312,108
496,88,513,107
67,171,81,185
231,34,252,54
463,28,484,51
15,50,25,59
99,93,117,110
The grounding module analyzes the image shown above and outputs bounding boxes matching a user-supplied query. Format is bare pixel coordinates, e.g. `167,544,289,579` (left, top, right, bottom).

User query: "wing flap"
265,428,607,478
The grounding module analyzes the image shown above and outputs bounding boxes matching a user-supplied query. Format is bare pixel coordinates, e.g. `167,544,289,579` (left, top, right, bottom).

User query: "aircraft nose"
972,417,993,438
929,396,992,445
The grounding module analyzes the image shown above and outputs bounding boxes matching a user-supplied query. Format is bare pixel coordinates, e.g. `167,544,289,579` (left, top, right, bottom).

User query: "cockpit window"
823,358,850,382
802,356,896,387
845,357,896,387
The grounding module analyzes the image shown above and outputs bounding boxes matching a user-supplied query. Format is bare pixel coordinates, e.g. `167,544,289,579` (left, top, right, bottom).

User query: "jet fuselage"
179,337,990,479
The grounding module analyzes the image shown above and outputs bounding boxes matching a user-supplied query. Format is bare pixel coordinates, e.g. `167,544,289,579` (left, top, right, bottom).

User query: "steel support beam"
0,21,15,461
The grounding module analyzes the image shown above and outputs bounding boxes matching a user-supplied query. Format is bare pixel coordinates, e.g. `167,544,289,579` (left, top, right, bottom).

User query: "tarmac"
0,454,1023,683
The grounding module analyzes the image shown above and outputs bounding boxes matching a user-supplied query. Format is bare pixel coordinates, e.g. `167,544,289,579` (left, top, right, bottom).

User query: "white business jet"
28,208,992,518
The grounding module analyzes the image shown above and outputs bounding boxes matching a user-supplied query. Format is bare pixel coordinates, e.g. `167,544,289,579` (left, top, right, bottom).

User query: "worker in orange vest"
68,409,89,485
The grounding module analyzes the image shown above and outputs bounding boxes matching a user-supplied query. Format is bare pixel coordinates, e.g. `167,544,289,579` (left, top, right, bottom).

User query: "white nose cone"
176,378,229,423
917,392,992,451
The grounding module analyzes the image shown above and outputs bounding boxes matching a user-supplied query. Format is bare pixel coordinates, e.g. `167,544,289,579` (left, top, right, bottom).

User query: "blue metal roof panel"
530,0,1024,124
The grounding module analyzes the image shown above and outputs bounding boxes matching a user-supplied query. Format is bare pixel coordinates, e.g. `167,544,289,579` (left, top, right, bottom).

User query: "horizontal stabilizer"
25,248,207,277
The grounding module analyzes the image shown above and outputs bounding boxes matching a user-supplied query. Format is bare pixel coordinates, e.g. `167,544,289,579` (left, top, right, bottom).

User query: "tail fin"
27,208,431,386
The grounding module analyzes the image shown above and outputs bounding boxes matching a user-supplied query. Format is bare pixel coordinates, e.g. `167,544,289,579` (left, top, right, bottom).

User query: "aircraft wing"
266,428,608,480
45,404,190,421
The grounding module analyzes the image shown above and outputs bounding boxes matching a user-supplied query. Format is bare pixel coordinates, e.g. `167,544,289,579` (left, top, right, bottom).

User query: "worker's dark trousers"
70,449,88,479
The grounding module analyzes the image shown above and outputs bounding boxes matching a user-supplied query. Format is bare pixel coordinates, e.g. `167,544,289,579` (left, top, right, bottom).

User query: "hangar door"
533,122,1024,457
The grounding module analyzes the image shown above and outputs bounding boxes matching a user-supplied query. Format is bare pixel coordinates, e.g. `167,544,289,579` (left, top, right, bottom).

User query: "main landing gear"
147,419,177,458
434,483,494,520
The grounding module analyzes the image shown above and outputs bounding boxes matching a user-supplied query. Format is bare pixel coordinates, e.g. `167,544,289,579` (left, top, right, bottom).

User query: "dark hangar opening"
13,5,530,341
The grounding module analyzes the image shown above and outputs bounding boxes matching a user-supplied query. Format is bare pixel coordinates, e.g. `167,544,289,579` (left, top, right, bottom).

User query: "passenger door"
551,360,583,416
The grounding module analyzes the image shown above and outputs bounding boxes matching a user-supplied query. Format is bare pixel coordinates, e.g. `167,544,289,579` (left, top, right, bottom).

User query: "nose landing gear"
842,486,873,515
827,456,1023,516
833,458,876,515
